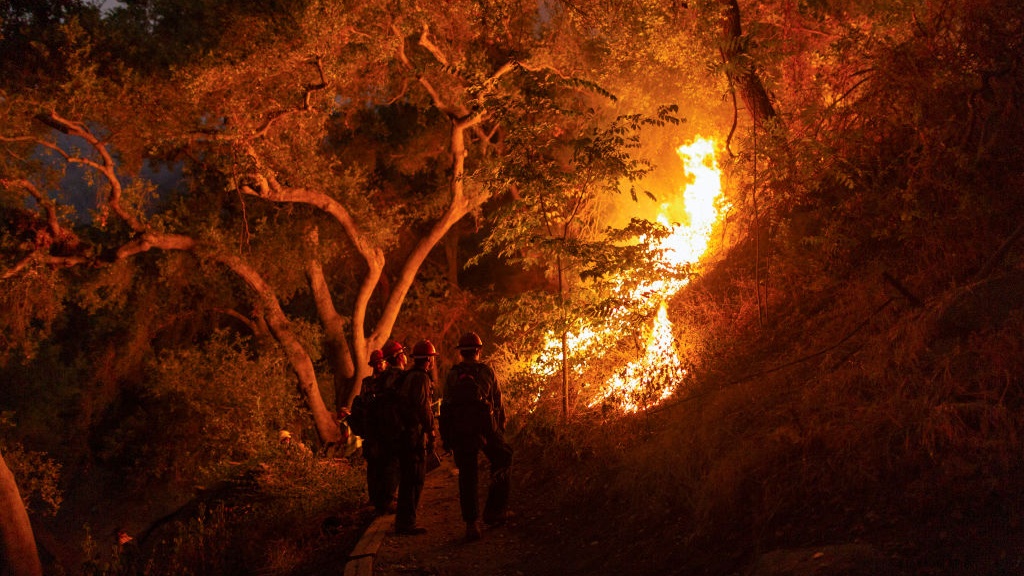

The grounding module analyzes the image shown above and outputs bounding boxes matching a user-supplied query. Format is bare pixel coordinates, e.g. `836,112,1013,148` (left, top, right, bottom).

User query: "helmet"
457,331,483,349
367,349,384,367
278,429,292,442
381,340,405,360
411,339,438,358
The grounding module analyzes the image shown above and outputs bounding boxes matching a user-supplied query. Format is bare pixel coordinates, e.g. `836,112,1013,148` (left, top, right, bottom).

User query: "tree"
480,106,685,419
179,1,600,411
0,450,43,576
2,0,673,445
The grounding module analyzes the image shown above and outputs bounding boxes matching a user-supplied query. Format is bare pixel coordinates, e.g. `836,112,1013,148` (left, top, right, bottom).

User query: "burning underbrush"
495,137,730,418
509,253,1024,576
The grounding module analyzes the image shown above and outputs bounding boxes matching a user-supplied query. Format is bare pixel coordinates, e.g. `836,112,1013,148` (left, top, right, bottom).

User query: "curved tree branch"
13,114,344,445
189,56,330,143
34,110,142,231
237,176,386,394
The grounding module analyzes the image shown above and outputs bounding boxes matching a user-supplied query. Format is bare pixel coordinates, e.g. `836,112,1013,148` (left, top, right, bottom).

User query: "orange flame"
532,137,727,413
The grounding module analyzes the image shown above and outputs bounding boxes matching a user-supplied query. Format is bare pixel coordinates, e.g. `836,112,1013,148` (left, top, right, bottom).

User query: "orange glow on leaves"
531,137,728,413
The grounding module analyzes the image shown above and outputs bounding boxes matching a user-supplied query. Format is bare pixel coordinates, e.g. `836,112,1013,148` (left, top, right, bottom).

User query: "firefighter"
347,349,399,515
375,340,408,512
381,339,408,375
393,339,438,535
440,332,513,542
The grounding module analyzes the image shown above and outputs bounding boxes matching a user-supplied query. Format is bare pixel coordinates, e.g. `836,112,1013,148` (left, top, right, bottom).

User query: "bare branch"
33,110,143,231
417,75,453,114
213,307,261,334
250,109,301,140
237,180,384,270
393,23,412,68
387,79,412,104
515,60,571,80
418,24,450,67
2,252,89,279
190,57,331,144
0,178,79,246
251,56,331,139
115,233,197,259
0,135,37,145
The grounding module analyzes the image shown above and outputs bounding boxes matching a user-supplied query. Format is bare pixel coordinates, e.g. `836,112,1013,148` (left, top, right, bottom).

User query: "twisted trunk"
717,0,777,128
0,450,42,576
216,252,343,445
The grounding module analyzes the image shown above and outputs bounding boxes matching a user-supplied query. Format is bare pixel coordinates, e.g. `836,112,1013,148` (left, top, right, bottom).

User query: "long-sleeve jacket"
399,366,435,446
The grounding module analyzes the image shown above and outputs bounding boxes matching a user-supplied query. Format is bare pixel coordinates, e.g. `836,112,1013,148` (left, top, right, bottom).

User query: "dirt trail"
370,453,538,576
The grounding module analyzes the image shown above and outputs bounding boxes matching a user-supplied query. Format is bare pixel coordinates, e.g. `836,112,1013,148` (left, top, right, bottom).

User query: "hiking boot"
395,526,427,536
465,521,481,542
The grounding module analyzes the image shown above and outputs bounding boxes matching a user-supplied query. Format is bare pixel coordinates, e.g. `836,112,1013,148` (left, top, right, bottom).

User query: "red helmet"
411,339,438,358
457,331,483,349
381,340,405,360
367,349,384,367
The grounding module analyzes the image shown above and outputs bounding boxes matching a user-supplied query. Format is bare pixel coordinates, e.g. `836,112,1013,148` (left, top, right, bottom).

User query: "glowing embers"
532,137,727,414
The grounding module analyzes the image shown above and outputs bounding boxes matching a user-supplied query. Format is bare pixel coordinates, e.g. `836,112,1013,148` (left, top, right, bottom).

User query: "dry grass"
514,260,1024,574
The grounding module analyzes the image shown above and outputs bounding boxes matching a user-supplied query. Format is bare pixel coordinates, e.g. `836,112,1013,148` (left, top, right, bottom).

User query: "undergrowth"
513,263,1024,575
81,451,366,576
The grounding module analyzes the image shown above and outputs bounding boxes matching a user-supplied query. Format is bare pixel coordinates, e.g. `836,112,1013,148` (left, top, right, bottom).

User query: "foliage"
93,332,304,491
80,454,364,576
0,270,67,363
3,0,1021,574
0,412,62,516
504,0,1024,574
132,458,362,576
481,107,695,414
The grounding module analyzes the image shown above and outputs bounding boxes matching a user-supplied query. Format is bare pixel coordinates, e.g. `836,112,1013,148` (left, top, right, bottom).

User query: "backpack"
347,375,380,438
347,395,368,438
364,369,406,442
441,364,496,446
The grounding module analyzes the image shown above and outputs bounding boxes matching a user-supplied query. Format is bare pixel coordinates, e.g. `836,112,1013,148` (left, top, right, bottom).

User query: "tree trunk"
0,450,42,576
445,228,460,288
366,115,480,344
238,180,387,411
557,253,569,421
215,253,343,446
120,233,344,445
360,115,485,387
717,0,777,128
307,254,357,417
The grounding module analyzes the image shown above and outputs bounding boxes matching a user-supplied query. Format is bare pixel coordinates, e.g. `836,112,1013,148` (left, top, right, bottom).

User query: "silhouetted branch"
974,221,1024,281
882,271,923,307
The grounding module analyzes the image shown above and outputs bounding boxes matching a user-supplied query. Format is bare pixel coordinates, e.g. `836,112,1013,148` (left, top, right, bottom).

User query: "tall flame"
532,137,727,413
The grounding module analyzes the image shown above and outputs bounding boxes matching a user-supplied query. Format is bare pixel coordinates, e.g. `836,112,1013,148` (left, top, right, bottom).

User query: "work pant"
364,440,399,513
395,443,426,530
452,432,513,523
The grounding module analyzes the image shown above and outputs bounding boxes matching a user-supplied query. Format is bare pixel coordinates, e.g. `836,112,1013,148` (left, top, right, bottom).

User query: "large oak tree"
1,0,668,446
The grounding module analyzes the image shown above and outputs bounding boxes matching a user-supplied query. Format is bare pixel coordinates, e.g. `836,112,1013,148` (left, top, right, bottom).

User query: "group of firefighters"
345,332,513,542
